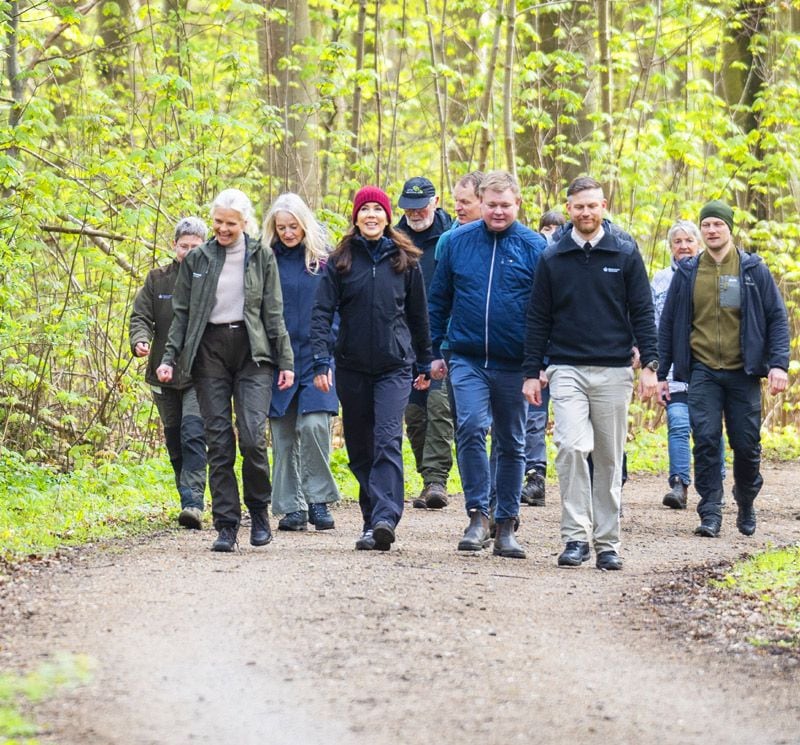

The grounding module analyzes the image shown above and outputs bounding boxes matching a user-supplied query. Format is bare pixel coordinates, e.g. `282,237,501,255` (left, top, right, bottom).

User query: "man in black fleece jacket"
523,176,659,570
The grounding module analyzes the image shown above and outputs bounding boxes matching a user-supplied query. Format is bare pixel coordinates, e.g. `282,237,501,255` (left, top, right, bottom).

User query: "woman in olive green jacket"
158,189,294,553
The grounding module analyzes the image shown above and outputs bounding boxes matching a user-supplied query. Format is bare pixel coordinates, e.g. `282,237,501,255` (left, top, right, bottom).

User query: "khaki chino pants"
547,364,633,553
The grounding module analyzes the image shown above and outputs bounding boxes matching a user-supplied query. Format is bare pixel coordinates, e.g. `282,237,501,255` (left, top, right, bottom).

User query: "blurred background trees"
1,0,798,463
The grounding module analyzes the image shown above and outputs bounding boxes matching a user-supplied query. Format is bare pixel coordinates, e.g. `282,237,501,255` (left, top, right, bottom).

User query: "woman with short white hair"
157,188,294,552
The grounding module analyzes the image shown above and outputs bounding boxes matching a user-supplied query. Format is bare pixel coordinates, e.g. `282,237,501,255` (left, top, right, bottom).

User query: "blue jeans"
689,363,763,520
449,355,526,521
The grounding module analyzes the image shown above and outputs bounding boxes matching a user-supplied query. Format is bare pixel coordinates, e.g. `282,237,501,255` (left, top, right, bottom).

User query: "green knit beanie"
699,200,734,232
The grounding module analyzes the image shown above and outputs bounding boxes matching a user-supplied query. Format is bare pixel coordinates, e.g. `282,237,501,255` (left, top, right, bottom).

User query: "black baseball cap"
398,177,436,209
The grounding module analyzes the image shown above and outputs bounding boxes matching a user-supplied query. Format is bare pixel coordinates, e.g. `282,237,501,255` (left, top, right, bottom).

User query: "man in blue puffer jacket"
428,170,545,559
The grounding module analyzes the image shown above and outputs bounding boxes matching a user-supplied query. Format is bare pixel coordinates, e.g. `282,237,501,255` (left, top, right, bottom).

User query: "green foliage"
710,545,800,647
0,654,93,744
0,448,176,563
0,0,799,461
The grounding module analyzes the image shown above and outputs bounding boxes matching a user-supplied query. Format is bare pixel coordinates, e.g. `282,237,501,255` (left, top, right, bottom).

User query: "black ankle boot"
250,510,273,546
694,515,721,537
457,510,490,551
493,518,526,559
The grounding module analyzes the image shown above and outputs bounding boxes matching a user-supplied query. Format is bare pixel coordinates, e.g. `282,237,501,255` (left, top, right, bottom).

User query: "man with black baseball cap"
658,199,789,538
396,176,455,510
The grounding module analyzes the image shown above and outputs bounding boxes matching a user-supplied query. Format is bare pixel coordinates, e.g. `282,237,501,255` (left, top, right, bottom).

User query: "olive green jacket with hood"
161,235,293,376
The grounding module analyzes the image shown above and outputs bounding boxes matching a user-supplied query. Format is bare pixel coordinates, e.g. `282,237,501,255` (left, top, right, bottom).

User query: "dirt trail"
1,465,799,745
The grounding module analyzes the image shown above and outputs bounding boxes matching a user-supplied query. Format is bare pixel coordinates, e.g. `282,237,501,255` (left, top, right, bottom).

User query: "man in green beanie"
657,200,789,537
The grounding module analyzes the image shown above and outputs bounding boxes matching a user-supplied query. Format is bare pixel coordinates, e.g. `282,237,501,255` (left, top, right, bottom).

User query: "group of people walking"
129,171,790,567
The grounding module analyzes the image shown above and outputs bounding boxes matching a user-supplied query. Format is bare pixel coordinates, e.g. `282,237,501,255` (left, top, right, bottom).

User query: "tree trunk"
95,0,131,85
477,0,504,171
502,0,516,177
348,0,368,178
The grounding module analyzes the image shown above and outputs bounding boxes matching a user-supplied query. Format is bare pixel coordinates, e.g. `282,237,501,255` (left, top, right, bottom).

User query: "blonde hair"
263,193,329,273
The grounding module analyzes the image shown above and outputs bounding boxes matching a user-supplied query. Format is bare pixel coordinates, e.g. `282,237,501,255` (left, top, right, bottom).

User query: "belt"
207,321,244,330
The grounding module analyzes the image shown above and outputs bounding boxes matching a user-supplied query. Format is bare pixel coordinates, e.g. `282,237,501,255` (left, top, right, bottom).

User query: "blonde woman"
264,193,341,532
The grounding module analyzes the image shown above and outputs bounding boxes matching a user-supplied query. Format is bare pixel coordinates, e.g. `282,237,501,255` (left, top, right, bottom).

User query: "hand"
768,367,788,396
156,364,173,383
539,369,549,388
134,342,150,358
413,373,431,391
430,359,448,381
314,371,332,393
523,377,542,405
656,380,670,407
277,370,295,391
638,367,658,401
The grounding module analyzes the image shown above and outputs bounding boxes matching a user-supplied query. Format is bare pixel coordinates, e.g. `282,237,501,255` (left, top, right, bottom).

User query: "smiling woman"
309,186,433,553
156,188,295,553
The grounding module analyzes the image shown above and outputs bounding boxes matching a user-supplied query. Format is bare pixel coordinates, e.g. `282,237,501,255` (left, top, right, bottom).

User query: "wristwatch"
644,360,659,372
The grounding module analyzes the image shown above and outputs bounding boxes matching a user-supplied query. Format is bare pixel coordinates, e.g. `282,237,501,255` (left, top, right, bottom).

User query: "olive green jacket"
161,235,293,376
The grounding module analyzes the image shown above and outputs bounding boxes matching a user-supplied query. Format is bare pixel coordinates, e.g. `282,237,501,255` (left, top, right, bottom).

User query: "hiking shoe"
308,503,335,531
520,470,546,506
355,528,375,551
694,516,721,537
278,510,308,531
372,521,396,551
662,479,688,510
596,550,623,570
557,541,590,567
250,510,273,546
412,486,428,509
211,526,238,552
178,506,203,530
423,482,449,509
736,503,757,536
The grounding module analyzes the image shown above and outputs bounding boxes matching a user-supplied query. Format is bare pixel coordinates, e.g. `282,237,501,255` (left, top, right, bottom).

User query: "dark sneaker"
520,470,546,506
250,510,273,546
355,528,375,551
372,521,396,551
178,506,203,530
423,482,449,509
308,503,335,530
694,516,721,537
211,525,238,552
278,510,308,531
662,479,688,509
557,541,590,567
596,550,623,570
736,503,756,536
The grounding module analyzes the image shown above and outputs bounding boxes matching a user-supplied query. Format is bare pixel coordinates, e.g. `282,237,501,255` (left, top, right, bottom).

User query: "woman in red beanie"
310,186,432,551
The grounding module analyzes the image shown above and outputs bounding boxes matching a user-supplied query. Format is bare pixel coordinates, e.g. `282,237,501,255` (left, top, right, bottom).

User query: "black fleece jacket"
523,220,657,377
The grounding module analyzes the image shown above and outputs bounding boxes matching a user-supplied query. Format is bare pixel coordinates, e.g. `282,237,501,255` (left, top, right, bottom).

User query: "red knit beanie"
352,185,392,225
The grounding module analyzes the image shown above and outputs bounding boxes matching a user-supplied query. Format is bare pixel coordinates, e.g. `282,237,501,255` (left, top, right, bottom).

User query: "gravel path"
1,464,799,744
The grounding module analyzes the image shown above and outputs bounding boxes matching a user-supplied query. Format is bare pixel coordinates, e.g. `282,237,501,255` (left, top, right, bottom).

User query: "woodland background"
1,0,799,466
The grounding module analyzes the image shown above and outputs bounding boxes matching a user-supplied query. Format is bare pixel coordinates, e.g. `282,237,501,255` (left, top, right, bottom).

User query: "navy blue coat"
269,242,339,417
310,235,432,376
428,219,545,370
658,249,789,381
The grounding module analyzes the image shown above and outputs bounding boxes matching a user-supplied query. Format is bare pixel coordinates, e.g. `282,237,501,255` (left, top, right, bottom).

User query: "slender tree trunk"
502,0,516,178
424,0,449,193
477,0,504,171
5,0,22,139
348,0,368,176
96,0,131,85
596,0,612,146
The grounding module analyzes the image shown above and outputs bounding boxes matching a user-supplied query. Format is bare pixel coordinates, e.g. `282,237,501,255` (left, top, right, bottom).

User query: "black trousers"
193,323,273,530
689,362,762,520
336,366,411,529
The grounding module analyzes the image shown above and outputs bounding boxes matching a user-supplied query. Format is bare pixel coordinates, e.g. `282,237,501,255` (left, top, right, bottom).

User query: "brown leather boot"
493,518,526,559
457,510,491,551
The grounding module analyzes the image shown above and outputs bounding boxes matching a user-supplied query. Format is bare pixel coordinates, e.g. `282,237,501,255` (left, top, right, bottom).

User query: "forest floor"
0,464,798,745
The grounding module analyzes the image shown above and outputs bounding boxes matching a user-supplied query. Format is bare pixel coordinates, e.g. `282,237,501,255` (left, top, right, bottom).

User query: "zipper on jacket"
484,237,497,368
